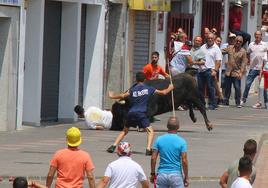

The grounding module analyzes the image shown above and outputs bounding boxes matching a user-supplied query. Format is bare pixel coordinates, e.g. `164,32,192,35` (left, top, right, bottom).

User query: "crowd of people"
155,27,268,110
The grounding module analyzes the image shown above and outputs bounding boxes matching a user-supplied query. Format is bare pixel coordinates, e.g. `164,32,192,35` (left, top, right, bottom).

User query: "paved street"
0,94,268,188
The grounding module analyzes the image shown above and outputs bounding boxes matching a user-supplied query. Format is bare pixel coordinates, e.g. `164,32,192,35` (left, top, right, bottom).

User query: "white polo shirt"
84,106,113,129
248,41,268,70
104,156,147,188
201,43,222,69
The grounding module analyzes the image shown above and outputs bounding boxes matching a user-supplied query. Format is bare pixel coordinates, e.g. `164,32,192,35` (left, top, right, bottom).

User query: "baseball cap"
66,127,82,147
117,142,131,156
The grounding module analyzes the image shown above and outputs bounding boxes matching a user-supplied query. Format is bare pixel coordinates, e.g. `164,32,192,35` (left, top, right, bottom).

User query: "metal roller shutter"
132,11,151,82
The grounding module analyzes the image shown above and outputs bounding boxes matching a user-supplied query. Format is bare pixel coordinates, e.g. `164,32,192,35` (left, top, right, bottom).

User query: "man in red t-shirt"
143,51,169,80
229,1,251,46
46,127,95,188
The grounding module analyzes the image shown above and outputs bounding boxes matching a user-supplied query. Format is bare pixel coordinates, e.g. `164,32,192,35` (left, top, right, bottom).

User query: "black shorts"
126,112,150,129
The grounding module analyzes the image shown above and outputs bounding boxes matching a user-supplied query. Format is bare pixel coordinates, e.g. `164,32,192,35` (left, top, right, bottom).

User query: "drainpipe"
102,0,109,109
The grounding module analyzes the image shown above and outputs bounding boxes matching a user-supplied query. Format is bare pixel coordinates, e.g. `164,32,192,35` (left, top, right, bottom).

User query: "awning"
128,0,171,12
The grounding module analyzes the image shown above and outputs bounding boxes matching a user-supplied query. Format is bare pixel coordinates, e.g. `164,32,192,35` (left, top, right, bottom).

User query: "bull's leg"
191,98,213,131
188,103,197,123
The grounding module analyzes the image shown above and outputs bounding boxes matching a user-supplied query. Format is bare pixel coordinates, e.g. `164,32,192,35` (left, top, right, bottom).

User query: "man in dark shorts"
107,72,174,155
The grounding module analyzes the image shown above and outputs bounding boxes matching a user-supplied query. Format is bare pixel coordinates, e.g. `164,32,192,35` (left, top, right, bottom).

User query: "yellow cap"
66,127,82,147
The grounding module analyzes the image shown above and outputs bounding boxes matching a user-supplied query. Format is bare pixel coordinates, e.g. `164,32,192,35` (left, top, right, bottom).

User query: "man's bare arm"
46,166,56,188
219,171,229,188
155,84,174,95
96,176,110,188
108,91,130,100
181,152,189,187
86,169,96,188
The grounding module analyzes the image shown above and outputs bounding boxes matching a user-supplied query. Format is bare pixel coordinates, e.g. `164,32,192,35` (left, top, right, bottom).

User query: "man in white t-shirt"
74,105,113,130
97,142,149,188
241,30,268,105
198,32,222,110
231,156,253,188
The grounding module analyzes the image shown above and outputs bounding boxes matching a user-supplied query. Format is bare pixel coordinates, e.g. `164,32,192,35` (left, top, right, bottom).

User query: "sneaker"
236,105,242,108
252,102,262,109
145,149,153,156
240,99,246,106
107,145,116,153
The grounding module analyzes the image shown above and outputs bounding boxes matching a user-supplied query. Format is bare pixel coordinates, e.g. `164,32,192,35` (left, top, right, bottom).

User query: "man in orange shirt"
46,127,96,188
143,51,169,80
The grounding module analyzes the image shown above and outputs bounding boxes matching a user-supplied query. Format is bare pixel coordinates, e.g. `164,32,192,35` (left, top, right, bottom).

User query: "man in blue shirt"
107,72,174,155
150,117,189,188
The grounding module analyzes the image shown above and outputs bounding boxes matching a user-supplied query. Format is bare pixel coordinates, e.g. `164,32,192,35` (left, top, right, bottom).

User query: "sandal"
252,102,262,109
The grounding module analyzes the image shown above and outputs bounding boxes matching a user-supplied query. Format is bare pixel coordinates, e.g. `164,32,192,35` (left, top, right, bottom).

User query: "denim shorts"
156,173,184,188
126,112,150,128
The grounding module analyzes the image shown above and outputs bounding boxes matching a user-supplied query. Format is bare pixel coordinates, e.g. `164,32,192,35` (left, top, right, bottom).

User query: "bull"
110,73,213,131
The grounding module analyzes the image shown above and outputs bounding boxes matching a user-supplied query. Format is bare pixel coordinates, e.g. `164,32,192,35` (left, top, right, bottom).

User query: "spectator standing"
220,33,237,98
241,31,268,106
106,72,174,155
74,105,113,130
198,33,222,110
262,63,268,108
203,27,210,44
230,156,253,188
98,142,149,188
222,36,247,107
190,36,206,79
214,36,224,104
219,139,257,188
143,51,169,80
229,1,251,46
150,117,189,188
46,127,96,188
174,32,187,55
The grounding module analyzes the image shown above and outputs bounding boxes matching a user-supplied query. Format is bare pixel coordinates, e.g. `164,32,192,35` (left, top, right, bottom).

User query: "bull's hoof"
206,123,213,131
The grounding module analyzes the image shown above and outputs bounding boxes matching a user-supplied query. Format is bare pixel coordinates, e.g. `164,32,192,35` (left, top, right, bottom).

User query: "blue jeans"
197,69,216,109
225,76,241,105
221,70,226,97
242,69,260,101
156,173,184,188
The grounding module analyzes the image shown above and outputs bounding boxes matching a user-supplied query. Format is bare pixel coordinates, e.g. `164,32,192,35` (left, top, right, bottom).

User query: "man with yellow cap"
46,127,96,188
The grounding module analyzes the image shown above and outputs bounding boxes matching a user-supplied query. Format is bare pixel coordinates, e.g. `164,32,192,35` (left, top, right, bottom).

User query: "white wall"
23,0,45,125
83,4,105,109
58,2,81,121
16,5,27,130
155,12,168,69
193,0,202,38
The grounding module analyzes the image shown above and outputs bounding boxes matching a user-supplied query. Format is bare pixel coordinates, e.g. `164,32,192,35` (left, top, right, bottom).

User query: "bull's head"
110,99,131,131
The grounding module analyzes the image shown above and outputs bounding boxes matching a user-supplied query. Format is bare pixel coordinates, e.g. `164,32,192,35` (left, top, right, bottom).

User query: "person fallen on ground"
74,105,113,130
13,177,47,188
150,117,189,188
106,72,174,155
97,141,149,188
219,139,257,188
46,127,96,188
230,156,253,188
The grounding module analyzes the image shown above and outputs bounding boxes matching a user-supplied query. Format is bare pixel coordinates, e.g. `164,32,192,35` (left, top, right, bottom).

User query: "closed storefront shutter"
132,11,151,82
